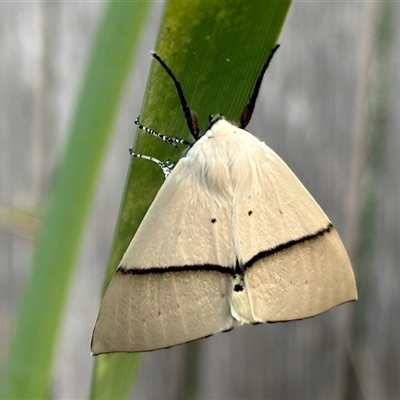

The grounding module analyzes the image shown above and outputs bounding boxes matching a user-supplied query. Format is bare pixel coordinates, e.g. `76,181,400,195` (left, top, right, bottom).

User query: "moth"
91,45,357,355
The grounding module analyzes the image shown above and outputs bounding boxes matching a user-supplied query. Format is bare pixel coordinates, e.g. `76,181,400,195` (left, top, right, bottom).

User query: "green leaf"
90,1,291,398
0,2,151,399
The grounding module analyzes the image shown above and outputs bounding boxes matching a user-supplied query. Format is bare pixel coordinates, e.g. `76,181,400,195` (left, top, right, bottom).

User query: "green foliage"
0,1,151,399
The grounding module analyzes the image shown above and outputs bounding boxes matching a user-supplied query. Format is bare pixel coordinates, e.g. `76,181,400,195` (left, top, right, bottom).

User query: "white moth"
91,46,357,355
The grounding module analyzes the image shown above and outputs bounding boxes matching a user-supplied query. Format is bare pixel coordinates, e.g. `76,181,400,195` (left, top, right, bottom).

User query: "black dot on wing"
248,210,253,216
211,218,217,223
234,283,244,292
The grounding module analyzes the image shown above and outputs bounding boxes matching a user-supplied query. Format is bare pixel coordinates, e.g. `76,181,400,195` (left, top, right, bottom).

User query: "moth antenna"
240,44,280,129
151,52,200,141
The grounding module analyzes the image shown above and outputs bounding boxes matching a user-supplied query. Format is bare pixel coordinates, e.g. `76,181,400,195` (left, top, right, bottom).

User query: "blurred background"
1,1,399,399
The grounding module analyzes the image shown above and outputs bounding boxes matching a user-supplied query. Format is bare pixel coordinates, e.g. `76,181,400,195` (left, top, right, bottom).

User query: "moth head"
208,114,226,127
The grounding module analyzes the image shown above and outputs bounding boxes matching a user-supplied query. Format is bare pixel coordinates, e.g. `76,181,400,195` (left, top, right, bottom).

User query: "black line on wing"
244,223,334,271
117,224,333,276
117,263,234,276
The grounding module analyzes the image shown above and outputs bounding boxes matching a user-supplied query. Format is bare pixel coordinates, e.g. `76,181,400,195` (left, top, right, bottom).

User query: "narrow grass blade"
0,2,151,399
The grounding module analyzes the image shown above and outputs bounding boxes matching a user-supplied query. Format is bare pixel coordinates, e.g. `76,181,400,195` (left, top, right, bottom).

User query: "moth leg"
135,116,192,148
129,149,176,178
